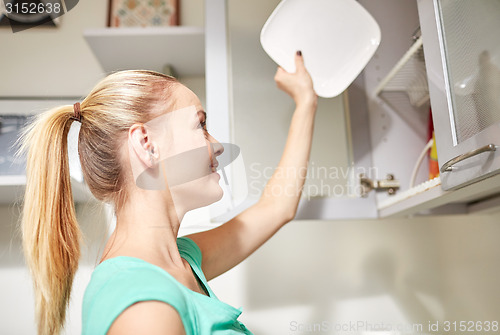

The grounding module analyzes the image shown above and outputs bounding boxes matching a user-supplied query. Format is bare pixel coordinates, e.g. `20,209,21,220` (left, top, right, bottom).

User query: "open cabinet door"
418,0,500,191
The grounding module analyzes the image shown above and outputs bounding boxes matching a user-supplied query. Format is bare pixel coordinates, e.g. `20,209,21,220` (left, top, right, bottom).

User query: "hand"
274,51,317,106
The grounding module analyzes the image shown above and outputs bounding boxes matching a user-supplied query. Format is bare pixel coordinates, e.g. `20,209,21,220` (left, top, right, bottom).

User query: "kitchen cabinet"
350,0,500,217
286,0,500,219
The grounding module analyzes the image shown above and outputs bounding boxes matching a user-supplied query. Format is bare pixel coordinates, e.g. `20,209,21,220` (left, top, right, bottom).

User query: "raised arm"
187,52,318,281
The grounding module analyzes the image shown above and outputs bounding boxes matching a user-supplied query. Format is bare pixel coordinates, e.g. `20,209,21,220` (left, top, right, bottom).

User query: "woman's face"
150,84,224,214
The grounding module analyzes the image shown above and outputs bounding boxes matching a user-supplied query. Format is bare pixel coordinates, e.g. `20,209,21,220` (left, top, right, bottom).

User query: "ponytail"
18,70,179,335
19,105,82,335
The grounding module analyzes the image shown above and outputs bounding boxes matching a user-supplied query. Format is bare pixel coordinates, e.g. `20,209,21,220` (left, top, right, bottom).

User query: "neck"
109,188,187,268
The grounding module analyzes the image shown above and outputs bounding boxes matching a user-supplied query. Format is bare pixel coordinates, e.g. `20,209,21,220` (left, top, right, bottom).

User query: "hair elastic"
71,102,82,122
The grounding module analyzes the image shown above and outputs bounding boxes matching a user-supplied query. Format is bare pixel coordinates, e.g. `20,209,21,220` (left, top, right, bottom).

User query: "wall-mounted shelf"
83,26,205,76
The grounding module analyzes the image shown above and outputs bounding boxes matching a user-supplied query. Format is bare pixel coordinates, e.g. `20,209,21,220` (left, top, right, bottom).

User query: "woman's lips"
210,160,219,172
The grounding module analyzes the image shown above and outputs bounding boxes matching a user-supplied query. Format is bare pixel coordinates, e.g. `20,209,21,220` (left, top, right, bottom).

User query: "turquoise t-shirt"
82,237,253,334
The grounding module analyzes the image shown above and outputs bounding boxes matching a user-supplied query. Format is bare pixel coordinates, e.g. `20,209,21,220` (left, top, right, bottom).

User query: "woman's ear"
129,124,158,168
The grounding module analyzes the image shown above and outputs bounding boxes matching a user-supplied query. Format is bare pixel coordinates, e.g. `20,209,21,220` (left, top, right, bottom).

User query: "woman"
20,51,317,335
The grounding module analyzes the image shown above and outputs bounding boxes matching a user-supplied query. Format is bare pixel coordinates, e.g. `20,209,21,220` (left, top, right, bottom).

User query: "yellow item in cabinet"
429,131,439,179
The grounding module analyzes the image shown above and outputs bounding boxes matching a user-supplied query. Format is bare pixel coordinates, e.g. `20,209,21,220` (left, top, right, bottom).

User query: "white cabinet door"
418,0,500,191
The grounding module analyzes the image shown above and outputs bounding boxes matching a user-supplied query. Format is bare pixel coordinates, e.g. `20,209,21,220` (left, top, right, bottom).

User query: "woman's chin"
190,188,223,210
208,172,224,203
214,184,224,202
170,172,224,210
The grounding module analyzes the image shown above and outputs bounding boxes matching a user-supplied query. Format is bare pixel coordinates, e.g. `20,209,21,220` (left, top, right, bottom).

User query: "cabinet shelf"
373,37,429,114
83,26,205,77
377,173,500,217
378,176,442,213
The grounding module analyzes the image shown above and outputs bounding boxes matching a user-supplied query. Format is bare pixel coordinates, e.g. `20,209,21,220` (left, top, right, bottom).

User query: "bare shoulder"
107,300,185,335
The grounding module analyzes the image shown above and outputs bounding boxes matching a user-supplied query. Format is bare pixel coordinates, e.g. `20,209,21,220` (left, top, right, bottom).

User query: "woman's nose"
211,140,224,157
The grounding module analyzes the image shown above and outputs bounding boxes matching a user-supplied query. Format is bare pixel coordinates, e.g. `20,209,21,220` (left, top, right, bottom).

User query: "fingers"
294,50,305,71
274,51,315,99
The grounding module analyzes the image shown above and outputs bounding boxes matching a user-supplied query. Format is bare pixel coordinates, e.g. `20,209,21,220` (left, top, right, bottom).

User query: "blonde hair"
19,70,178,335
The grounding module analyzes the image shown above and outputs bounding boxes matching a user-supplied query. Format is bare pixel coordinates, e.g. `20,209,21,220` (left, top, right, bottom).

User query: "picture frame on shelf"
107,0,179,28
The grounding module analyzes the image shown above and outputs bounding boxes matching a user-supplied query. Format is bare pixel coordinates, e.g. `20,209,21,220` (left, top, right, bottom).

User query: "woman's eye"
198,121,207,130
197,121,209,138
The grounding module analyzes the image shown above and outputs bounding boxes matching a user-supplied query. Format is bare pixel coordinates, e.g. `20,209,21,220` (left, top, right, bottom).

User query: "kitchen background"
1,0,499,334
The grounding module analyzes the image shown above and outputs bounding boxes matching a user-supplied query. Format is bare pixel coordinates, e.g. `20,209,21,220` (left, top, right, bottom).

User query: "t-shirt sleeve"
82,263,194,335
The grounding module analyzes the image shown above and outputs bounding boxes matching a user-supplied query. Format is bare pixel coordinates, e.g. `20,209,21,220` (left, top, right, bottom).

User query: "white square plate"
261,0,381,98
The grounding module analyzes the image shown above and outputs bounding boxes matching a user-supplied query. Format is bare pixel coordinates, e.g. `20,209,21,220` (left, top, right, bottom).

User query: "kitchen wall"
1,0,499,334
239,214,500,334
